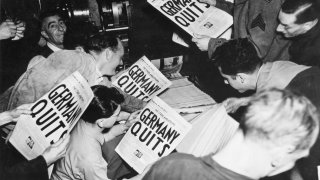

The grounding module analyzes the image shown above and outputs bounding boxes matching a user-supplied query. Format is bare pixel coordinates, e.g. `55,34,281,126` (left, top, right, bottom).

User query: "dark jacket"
286,67,320,180
0,139,48,180
37,45,54,58
264,67,320,180
289,22,320,67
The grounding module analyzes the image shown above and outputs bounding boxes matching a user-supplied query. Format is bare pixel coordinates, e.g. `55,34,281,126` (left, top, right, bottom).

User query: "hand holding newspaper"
115,97,192,174
148,0,233,38
9,72,94,160
112,56,172,101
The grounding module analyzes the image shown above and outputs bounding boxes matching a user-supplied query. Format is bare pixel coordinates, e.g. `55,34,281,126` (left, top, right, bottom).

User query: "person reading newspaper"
1,32,146,179
0,104,70,180
211,38,320,111
51,85,140,180
211,38,320,179
141,88,319,180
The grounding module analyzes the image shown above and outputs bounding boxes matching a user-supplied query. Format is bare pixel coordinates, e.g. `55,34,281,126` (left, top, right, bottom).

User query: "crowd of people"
0,0,320,179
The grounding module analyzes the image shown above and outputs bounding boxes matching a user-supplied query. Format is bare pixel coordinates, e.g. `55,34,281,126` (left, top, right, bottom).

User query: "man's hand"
42,135,70,166
117,111,131,122
104,124,128,142
117,110,140,122
9,104,32,122
192,34,211,51
126,110,140,125
0,20,17,40
222,97,250,113
104,110,140,142
199,0,217,6
12,21,26,41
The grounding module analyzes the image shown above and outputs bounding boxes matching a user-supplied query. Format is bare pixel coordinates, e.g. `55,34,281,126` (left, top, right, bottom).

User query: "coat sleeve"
215,0,234,14
247,0,289,61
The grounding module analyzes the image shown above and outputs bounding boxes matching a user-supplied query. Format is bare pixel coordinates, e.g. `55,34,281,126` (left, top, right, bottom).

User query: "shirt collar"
47,42,62,52
255,64,264,90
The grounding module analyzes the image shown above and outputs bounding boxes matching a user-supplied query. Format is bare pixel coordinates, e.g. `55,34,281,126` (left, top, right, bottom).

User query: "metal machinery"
99,0,131,31
57,0,186,64
58,0,131,65
99,0,131,66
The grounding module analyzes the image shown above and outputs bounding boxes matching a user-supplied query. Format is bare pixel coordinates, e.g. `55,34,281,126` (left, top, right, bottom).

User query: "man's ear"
236,73,248,83
75,46,85,52
41,30,49,39
105,48,113,62
303,19,318,32
270,145,295,167
96,118,104,128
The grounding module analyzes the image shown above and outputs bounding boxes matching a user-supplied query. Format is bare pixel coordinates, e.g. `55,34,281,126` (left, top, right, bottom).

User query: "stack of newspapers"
177,104,239,156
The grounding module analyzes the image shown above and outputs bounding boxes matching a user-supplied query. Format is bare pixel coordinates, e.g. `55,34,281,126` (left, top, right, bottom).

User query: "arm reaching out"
222,97,250,113
0,104,32,126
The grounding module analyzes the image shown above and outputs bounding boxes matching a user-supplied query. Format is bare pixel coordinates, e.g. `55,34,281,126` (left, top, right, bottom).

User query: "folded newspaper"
177,104,239,156
115,96,192,173
9,72,94,160
113,56,172,101
148,0,233,38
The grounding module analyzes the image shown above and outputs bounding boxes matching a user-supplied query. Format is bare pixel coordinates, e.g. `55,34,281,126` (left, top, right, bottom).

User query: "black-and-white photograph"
0,0,320,180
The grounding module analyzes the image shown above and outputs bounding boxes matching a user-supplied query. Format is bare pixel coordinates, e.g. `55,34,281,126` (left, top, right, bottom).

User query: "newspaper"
172,32,190,47
115,96,192,173
9,72,94,160
148,0,233,38
113,56,172,101
177,104,239,156
160,77,215,109
159,77,216,121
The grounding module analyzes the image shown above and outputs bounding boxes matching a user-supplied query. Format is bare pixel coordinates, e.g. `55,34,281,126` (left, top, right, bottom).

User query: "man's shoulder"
157,153,201,163
152,153,207,170
289,66,320,84
143,153,242,180
68,126,104,164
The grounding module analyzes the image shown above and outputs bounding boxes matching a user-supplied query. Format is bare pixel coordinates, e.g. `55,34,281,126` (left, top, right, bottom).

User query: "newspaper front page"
9,71,94,160
115,96,192,173
113,56,172,101
148,0,233,38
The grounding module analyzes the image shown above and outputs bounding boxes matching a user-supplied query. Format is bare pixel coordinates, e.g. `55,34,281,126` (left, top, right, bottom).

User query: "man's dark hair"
212,38,262,75
81,85,124,124
84,32,120,53
281,0,320,24
39,9,64,24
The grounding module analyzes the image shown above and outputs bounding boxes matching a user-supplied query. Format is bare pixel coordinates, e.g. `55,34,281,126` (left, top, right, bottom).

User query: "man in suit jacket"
37,9,67,58
277,0,320,67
